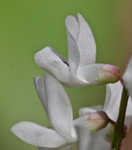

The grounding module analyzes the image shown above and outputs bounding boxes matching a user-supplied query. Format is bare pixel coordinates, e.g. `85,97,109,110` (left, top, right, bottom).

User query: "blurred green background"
0,0,128,149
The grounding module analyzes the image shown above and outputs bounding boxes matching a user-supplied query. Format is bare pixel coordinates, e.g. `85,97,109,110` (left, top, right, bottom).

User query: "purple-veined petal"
11,121,66,148
33,76,48,113
123,56,132,98
34,47,69,83
45,75,77,142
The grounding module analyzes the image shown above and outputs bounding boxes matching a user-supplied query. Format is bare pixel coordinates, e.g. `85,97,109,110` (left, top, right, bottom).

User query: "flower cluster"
11,13,132,150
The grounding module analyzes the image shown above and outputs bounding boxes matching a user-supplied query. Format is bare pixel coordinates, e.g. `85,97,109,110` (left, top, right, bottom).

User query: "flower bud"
98,64,120,84
86,111,109,131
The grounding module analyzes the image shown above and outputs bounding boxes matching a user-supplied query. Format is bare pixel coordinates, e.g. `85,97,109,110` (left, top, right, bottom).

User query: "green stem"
112,85,129,150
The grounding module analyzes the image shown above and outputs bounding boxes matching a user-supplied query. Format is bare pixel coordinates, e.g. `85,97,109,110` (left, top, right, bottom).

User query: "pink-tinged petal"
123,56,132,98
98,64,120,84
34,47,69,83
78,64,120,85
11,121,66,148
45,75,77,142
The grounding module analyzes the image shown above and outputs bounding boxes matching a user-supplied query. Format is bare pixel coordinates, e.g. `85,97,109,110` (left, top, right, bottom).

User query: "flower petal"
79,106,103,116
125,97,132,128
103,81,122,122
65,15,80,72
34,47,69,83
76,124,110,150
88,126,111,150
77,64,101,84
77,13,96,66
65,13,96,72
11,121,66,148
33,76,48,113
76,125,91,150
45,75,77,142
123,56,132,98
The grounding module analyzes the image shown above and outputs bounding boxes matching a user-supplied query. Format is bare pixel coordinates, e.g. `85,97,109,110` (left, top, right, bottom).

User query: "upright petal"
65,13,96,72
33,75,48,113
65,15,80,72
11,121,66,148
88,126,111,150
45,75,77,142
125,97,132,128
77,13,96,66
103,81,123,122
76,125,91,150
34,47,69,83
123,56,132,98
76,124,111,150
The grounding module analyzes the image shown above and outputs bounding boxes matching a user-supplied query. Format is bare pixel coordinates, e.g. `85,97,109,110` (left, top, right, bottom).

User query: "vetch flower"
78,81,132,150
12,74,106,150
11,75,77,150
34,13,120,88
80,81,132,125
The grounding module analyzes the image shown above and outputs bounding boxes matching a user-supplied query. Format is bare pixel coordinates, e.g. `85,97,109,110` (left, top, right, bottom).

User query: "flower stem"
112,85,129,150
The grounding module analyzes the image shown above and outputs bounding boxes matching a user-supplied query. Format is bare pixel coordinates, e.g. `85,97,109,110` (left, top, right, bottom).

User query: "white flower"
34,13,120,88
11,75,77,150
78,81,132,150
80,81,132,124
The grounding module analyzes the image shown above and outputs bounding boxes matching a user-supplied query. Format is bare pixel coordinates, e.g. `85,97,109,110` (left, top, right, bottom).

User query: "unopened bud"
98,64,120,84
87,111,109,131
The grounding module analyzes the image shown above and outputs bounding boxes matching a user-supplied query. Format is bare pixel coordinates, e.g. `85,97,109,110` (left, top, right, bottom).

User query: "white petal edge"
45,75,77,142
103,81,123,122
123,56,132,98
33,76,48,113
77,13,96,66
34,47,69,83
79,105,103,116
103,81,132,123
65,15,80,72
76,125,91,150
11,121,66,148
